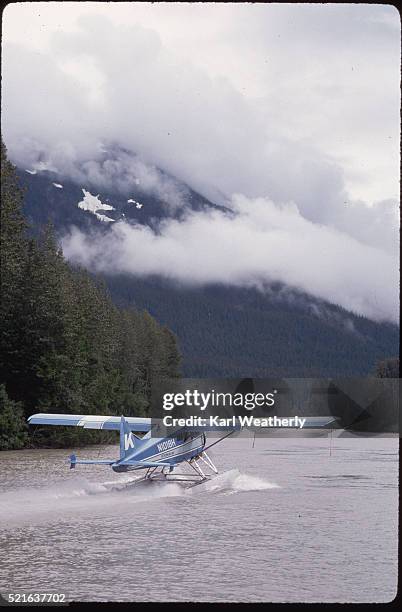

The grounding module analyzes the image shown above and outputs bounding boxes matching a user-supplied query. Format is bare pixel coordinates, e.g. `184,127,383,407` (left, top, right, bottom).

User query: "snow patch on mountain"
95,213,115,223
127,198,143,209
77,189,116,223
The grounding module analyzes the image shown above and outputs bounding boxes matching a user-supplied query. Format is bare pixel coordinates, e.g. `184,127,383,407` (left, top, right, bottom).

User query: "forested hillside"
105,276,399,378
0,141,180,450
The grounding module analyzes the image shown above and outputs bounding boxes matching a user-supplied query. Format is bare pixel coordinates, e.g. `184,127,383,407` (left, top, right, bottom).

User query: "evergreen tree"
0,139,181,448
0,385,28,450
0,141,29,401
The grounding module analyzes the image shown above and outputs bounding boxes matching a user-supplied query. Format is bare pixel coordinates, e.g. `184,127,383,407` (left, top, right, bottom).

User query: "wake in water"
189,469,279,495
0,470,278,527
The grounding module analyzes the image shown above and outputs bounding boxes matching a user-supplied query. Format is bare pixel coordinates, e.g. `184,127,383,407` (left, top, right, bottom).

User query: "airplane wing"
28,413,152,432
28,413,338,433
245,416,338,428
294,416,338,428
243,415,338,430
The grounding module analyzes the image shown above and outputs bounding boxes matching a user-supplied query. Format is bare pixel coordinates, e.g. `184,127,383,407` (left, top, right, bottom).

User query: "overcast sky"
2,3,400,322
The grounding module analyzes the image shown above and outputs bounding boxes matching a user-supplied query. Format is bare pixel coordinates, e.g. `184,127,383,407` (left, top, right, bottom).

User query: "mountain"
16,156,399,378
18,154,225,235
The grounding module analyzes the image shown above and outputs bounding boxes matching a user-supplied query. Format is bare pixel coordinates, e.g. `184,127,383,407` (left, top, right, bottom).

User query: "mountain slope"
105,276,398,377
17,160,399,377
17,161,224,235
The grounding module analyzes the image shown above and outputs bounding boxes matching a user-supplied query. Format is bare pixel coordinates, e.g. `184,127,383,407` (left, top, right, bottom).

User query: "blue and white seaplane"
27,413,336,487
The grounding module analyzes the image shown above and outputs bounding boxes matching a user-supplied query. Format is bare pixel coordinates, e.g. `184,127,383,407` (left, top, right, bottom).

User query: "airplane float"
28,413,337,488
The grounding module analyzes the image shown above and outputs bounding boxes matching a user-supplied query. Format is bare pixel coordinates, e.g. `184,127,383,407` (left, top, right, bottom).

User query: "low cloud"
62,194,399,323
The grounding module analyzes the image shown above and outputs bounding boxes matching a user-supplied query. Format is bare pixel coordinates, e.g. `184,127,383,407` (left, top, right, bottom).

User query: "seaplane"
28,412,337,488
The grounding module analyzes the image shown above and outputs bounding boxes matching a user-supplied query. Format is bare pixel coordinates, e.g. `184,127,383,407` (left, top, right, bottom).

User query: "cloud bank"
1,4,400,322
62,194,398,323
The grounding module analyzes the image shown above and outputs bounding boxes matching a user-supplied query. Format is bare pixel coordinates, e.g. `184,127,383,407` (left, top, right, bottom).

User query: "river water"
0,435,398,603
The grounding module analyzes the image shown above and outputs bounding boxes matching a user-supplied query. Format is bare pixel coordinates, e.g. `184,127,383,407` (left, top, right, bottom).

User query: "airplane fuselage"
112,432,206,472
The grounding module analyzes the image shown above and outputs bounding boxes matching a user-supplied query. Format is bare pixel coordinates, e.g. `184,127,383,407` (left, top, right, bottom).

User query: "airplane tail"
119,415,138,460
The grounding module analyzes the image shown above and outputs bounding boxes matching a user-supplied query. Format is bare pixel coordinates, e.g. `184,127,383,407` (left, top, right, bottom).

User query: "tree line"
0,140,180,449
